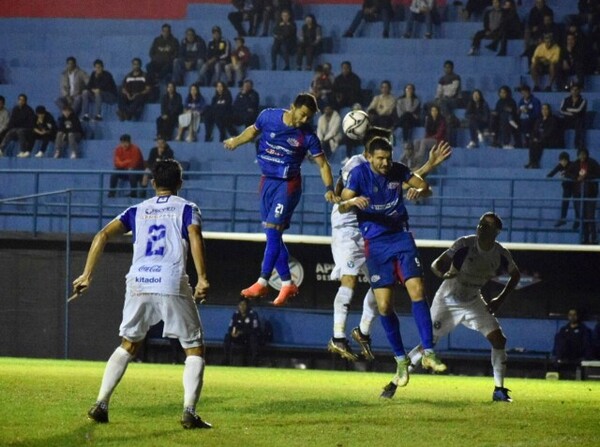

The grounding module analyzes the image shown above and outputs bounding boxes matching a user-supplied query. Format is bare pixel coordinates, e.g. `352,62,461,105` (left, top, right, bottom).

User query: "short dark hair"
0,95,5,103
162,23,171,30
35,105,46,114
18,94,28,102
66,56,76,64
120,134,131,142
480,212,503,230
444,60,454,68
558,151,570,161
93,59,104,67
364,126,392,148
152,159,182,190
366,137,393,155
132,57,142,65
578,148,589,157
293,93,319,114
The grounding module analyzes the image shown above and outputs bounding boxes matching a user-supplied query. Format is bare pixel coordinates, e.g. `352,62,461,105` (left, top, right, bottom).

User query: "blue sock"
260,228,282,278
412,300,434,349
379,313,405,357
274,239,291,281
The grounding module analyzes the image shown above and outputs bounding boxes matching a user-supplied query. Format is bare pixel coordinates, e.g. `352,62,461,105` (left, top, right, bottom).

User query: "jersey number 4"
145,224,166,256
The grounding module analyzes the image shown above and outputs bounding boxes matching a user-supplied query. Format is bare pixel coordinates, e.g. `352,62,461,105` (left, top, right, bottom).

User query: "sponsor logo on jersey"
388,182,400,189
286,137,300,147
433,320,442,330
135,277,162,283
138,265,162,272
370,274,381,283
145,206,177,215
347,260,355,268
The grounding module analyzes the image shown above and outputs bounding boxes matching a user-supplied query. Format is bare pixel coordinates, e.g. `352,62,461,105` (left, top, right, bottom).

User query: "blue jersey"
254,108,323,179
346,162,413,240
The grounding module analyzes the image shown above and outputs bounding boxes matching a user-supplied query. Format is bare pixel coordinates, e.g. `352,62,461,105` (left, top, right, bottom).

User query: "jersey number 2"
145,225,166,256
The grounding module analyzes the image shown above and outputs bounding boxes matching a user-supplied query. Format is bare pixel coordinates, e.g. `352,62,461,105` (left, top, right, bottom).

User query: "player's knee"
487,329,506,349
185,345,205,357
120,338,143,356
340,275,357,289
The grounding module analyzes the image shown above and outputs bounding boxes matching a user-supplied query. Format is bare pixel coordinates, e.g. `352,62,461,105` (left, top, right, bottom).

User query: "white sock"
491,348,507,388
333,286,353,338
97,347,133,404
407,345,423,366
359,288,377,336
257,278,268,286
183,355,205,411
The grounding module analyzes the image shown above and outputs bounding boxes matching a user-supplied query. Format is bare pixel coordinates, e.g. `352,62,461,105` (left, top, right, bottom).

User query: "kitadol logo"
269,256,304,290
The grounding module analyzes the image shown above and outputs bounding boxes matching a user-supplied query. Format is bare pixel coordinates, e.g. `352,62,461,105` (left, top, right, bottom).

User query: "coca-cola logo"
138,265,162,272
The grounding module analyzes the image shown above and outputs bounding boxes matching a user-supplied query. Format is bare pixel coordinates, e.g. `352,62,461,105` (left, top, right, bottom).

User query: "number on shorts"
274,203,284,218
145,224,166,256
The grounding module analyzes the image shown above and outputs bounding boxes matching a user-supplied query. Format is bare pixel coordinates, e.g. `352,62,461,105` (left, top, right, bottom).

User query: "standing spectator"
366,80,396,130
547,151,580,228
468,0,503,55
465,89,490,149
560,83,587,151
156,82,183,141
406,105,446,169
228,0,261,37
140,136,175,197
573,148,600,245
222,298,262,366
108,134,144,198
486,0,523,56
404,0,437,39
517,85,541,147
28,106,57,158
0,96,9,143
317,104,342,158
531,33,561,92
54,106,83,159
525,103,563,169
204,81,234,142
56,56,89,116
343,0,392,39
296,14,322,71
332,61,362,110
271,9,296,70
552,309,593,377
176,84,206,143
560,33,585,91
172,28,207,87
147,24,179,83
0,94,35,158
81,59,118,122
311,63,335,109
225,36,251,87
231,79,260,129
117,58,152,121
256,0,294,37
490,85,519,149
198,26,230,87
395,83,421,151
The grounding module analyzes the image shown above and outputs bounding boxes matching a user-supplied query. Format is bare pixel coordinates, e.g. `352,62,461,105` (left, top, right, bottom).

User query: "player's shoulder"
343,154,367,171
453,234,477,248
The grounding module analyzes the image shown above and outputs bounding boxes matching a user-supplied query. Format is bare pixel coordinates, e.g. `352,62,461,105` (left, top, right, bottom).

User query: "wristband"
325,185,334,193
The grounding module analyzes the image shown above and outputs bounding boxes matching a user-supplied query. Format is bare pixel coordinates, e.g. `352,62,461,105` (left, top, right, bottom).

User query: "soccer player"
72,159,212,429
328,128,451,362
406,212,521,402
338,137,447,391
224,92,338,306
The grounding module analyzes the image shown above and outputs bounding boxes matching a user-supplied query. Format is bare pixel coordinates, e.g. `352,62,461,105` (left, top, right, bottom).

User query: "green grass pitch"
0,357,598,446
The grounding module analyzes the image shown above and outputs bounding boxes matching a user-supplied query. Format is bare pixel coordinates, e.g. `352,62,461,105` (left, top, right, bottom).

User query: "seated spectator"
54,106,83,159
172,28,206,87
366,80,396,130
0,94,35,158
225,36,251,87
531,33,561,92
117,58,152,121
140,136,175,197
431,60,462,134
395,83,421,150
343,0,392,39
222,298,261,366
525,103,563,169
0,95,9,143
559,83,587,150
465,89,490,149
56,56,88,116
81,59,118,122
517,85,541,147
198,26,230,87
231,79,260,129
228,0,261,37
156,82,183,141
523,0,553,54
404,0,438,39
560,33,585,91
573,148,600,245
552,308,593,378
108,134,144,198
468,0,503,56
463,0,492,21
404,104,445,169
146,23,179,83
311,63,334,109
490,85,520,148
271,9,296,70
317,104,342,158
546,151,580,228
485,0,523,56
204,81,234,142
176,84,206,143
332,61,362,110
27,106,56,158
523,10,561,63
296,14,322,71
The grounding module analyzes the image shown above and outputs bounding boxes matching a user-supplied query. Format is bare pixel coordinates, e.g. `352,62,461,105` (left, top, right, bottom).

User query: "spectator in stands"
490,85,519,149
560,83,587,151
204,81,234,142
108,134,144,198
198,26,230,87
271,9,296,70
462,0,492,21
431,60,462,136
81,59,118,122
531,33,561,92
0,96,9,143
468,0,503,56
366,80,396,130
591,19,600,74
525,103,563,169
573,148,600,245
523,0,553,54
172,28,206,87
343,0,392,39
222,298,261,366
225,36,251,87
56,56,89,116
486,0,522,56
176,84,206,143
517,85,541,148
296,14,322,71
0,94,35,158
228,0,261,37
156,82,183,141
395,83,421,152
332,61,362,110
146,24,179,83
231,79,260,129
547,151,580,228
560,33,585,92
317,104,342,158
117,58,152,122
552,308,593,377
54,106,83,159
465,89,490,149
405,104,446,169
27,106,56,159
140,136,175,198
310,63,335,109
404,0,438,39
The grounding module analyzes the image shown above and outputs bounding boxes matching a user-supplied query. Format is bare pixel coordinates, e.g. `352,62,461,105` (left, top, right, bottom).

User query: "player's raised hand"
429,141,452,167
194,278,210,303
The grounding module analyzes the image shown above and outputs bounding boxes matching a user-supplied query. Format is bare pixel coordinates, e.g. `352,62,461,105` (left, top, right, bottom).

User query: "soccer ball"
342,110,370,141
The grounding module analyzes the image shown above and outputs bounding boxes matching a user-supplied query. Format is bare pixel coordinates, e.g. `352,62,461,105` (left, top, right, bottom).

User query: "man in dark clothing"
552,309,593,377
28,105,57,158
228,0,261,37
0,94,35,157
172,28,207,87
81,59,118,121
560,83,587,150
231,79,260,129
573,148,600,244
147,24,180,82
469,0,503,55
140,136,175,197
222,298,261,366
117,58,152,121
332,61,363,110
343,0,392,39
271,9,296,70
547,151,580,228
198,26,230,86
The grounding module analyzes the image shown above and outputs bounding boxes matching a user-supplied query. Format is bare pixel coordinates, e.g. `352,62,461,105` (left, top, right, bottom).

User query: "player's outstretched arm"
338,188,369,213
431,251,454,279
488,267,521,314
314,154,340,203
223,125,260,151
188,223,210,303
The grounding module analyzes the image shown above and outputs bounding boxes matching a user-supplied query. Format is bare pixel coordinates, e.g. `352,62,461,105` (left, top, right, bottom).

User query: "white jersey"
436,235,517,303
331,154,367,229
117,194,202,296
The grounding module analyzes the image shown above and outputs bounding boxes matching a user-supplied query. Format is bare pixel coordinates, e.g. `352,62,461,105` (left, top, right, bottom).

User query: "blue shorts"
364,231,423,288
259,175,302,228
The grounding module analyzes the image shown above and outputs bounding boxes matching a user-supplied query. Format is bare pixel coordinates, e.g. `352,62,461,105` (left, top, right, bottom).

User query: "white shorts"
119,287,204,349
330,226,367,281
430,292,501,340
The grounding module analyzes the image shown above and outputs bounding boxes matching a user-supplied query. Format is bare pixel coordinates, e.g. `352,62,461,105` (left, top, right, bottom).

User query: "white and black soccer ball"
342,110,370,141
